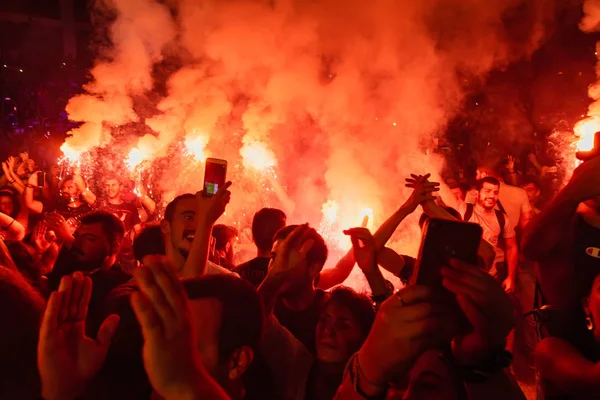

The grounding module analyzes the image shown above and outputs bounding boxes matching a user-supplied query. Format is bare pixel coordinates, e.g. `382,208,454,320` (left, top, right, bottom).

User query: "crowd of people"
0,144,598,400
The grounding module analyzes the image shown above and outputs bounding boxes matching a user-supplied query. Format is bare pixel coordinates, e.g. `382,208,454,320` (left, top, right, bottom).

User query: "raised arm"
73,172,96,206
535,337,600,399
181,182,231,278
317,175,438,289
0,211,25,241
522,156,600,261
24,172,44,214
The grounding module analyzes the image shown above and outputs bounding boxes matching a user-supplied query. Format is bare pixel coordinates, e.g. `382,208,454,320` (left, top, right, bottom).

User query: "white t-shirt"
459,202,516,264
466,183,531,231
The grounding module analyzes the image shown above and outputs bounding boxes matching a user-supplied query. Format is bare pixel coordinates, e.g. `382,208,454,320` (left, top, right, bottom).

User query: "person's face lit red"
477,182,499,210
104,179,121,200
316,301,364,364
71,223,111,269
61,179,79,198
521,183,540,204
450,187,465,202
165,197,198,258
0,195,14,217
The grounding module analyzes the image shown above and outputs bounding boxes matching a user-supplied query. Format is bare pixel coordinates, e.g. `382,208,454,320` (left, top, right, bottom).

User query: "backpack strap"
495,209,506,235
463,203,474,222
496,199,507,215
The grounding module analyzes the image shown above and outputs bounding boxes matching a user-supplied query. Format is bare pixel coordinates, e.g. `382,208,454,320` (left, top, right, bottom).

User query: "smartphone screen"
203,158,227,197
37,171,46,188
411,218,482,288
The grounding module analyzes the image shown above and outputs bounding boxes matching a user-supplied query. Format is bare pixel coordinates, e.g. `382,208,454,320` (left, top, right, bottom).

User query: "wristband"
2,219,14,230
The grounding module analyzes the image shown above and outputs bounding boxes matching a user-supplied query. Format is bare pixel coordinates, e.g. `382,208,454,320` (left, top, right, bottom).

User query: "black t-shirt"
274,289,328,355
234,257,270,288
97,201,141,274
56,201,93,220
47,260,131,335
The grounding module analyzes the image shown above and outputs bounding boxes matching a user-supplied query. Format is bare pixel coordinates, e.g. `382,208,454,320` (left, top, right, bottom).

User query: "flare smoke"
63,0,554,272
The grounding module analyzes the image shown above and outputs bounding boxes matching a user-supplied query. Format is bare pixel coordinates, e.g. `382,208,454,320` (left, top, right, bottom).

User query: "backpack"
462,201,506,237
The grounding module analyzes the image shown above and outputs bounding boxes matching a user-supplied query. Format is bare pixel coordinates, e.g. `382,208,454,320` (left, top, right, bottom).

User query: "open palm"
38,272,120,400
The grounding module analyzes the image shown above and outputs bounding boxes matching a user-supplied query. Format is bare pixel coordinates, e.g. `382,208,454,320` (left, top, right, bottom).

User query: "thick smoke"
62,0,554,285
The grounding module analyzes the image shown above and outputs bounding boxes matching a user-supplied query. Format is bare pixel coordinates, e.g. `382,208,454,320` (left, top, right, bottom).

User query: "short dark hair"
80,211,125,251
252,208,287,252
183,275,263,361
522,178,541,191
273,225,328,270
325,286,375,341
475,176,500,191
0,187,20,219
164,193,196,223
419,207,462,228
133,225,165,261
212,225,238,251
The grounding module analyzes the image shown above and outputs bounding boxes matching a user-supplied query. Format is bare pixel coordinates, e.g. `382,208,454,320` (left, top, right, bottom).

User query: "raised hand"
131,256,227,400
196,181,232,226
38,272,120,400
357,285,459,388
505,155,515,173
46,212,74,244
404,173,440,212
441,259,515,365
344,227,377,274
269,224,314,277
32,221,53,253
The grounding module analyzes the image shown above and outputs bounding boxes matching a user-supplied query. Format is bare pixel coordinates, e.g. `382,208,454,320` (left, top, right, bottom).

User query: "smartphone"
203,158,227,197
411,218,482,288
37,171,46,188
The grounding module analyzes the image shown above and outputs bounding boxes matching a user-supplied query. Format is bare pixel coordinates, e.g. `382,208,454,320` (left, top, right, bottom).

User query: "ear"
227,346,254,381
160,219,171,236
582,297,591,315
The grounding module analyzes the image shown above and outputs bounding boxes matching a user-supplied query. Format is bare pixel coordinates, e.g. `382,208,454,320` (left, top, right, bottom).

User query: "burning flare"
185,135,209,162
240,141,276,171
573,117,600,152
60,143,82,164
126,147,146,171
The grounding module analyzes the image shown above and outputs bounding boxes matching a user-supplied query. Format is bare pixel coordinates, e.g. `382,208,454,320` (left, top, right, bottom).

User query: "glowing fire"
360,207,374,228
126,147,146,171
322,200,339,223
60,143,82,163
185,136,208,162
318,201,376,250
573,116,600,152
240,141,276,171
